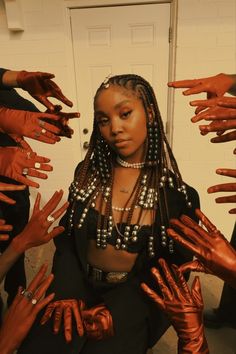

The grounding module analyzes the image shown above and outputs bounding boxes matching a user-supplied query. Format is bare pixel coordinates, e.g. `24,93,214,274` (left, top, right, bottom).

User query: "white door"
70,3,170,158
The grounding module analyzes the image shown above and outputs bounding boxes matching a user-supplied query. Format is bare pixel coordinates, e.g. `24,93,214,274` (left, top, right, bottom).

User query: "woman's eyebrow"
114,99,131,109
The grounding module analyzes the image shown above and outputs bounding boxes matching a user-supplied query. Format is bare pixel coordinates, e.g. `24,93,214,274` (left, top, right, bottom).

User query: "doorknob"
83,141,89,149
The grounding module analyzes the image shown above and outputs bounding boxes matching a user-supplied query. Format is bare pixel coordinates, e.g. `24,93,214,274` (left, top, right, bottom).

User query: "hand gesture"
11,190,68,253
44,105,80,138
41,299,85,342
0,264,55,353
82,304,114,340
0,219,12,241
17,71,73,111
0,181,26,205
141,258,209,354
167,209,236,288
0,106,62,144
207,168,236,214
0,146,53,188
168,73,234,98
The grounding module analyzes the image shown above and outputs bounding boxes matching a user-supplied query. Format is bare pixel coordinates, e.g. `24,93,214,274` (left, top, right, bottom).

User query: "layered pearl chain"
116,156,145,169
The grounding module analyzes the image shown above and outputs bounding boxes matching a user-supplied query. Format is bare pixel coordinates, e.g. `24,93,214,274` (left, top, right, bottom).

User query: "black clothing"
0,67,38,305
18,172,200,354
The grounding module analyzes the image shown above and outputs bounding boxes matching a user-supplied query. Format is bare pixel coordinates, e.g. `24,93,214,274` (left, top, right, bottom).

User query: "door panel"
70,3,170,158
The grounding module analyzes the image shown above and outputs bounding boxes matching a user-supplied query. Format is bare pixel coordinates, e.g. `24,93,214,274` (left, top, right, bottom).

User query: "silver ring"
21,289,33,300
34,162,41,169
41,128,46,134
47,215,55,223
31,298,38,305
22,167,29,175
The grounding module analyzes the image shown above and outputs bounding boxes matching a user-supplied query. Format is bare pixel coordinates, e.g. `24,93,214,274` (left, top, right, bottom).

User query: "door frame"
63,0,178,145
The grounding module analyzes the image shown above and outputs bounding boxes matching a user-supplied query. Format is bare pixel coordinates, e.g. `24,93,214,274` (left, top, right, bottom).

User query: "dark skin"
87,85,154,272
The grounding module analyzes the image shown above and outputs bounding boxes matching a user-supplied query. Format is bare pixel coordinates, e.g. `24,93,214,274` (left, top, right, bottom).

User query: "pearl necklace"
116,156,145,169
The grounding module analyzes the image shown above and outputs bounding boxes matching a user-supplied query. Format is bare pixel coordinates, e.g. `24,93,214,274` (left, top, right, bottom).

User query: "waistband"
86,263,129,283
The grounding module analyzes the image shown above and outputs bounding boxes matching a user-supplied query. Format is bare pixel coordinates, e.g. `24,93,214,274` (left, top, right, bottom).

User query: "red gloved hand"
16,71,73,111
0,181,26,205
168,73,234,98
44,105,80,138
141,259,209,354
40,299,85,342
82,303,114,341
0,219,12,241
207,168,236,214
167,209,236,289
0,106,62,144
11,190,68,253
0,146,52,188
0,263,55,354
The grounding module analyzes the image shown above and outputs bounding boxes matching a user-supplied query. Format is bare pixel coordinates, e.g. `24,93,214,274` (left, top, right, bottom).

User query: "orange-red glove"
82,303,114,341
0,146,52,188
0,263,55,354
11,190,68,253
0,218,12,241
40,299,85,342
141,259,209,354
17,71,73,111
44,105,80,138
207,168,236,214
0,181,26,205
167,209,236,289
0,106,62,144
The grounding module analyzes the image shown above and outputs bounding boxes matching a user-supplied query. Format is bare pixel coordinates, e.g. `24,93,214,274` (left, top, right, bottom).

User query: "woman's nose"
111,117,123,135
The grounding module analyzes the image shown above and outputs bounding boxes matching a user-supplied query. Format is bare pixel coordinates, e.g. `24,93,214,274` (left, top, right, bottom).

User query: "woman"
18,74,200,354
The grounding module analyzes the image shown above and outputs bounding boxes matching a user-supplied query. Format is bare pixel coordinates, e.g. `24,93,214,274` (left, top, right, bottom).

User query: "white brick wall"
0,0,235,276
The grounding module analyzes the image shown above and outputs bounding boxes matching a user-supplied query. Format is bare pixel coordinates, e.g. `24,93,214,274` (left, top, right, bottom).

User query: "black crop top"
85,207,153,253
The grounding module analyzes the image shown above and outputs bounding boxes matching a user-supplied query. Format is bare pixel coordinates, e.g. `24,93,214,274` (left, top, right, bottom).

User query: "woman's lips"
114,139,129,148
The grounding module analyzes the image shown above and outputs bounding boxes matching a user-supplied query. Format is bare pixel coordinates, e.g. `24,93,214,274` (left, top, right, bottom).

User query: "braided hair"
68,74,192,256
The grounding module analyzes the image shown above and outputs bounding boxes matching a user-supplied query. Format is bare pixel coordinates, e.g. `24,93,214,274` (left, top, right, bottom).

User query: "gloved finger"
57,112,80,120
215,194,236,204
158,259,184,300
27,161,53,172
190,97,219,107
32,130,60,144
32,192,41,216
53,305,63,334
171,264,192,302
194,209,217,233
207,183,236,193
150,266,172,300
191,276,203,307
199,120,236,133
0,223,13,232
0,234,9,241
211,130,236,143
39,120,61,134
178,260,208,275
38,72,55,80
32,155,51,164
72,301,84,336
191,107,213,123
218,97,236,108
169,218,207,246
229,208,236,214
167,79,199,89
140,282,165,310
26,169,49,180
0,182,26,191
40,302,55,325
15,175,39,188
42,190,64,215
45,81,73,108
216,168,236,178
0,191,16,205
203,108,236,120
194,105,207,115
64,306,72,342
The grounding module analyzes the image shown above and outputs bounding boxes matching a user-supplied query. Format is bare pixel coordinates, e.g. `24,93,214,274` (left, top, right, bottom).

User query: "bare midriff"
87,240,138,272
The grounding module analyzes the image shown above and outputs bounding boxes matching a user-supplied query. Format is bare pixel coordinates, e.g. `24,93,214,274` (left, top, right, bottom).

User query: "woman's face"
94,85,148,163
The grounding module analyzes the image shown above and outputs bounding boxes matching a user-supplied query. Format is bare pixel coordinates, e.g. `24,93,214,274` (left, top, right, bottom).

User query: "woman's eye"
98,117,109,126
121,110,132,118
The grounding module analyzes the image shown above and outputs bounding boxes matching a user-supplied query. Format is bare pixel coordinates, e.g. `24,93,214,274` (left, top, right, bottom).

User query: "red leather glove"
82,303,114,341
0,181,26,205
44,105,80,138
16,71,73,111
168,73,234,98
11,190,68,253
41,299,85,342
0,263,55,354
0,219,12,241
0,146,52,188
208,168,236,214
141,259,209,354
167,209,236,289
0,106,62,144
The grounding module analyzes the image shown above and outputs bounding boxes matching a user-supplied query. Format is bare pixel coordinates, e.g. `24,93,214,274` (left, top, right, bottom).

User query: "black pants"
217,222,236,325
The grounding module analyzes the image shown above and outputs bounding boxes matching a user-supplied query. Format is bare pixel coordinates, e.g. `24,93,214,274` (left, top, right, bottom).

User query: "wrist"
2,70,19,87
